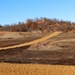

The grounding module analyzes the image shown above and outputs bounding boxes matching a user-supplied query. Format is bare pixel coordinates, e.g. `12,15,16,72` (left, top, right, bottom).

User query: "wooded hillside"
0,18,75,32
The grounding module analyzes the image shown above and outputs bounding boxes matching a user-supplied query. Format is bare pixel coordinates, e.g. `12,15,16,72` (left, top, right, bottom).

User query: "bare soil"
0,31,75,65
0,32,46,47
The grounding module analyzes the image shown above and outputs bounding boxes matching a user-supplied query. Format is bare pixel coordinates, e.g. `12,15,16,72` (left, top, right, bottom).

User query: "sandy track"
0,31,62,50
0,63,75,75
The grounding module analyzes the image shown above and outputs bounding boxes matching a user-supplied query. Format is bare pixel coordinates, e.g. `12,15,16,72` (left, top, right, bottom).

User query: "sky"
0,0,75,25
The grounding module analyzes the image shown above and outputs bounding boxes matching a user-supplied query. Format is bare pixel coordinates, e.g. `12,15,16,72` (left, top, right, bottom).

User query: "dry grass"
0,31,62,50
0,32,45,47
0,63,75,75
0,31,5,36
0,31,75,75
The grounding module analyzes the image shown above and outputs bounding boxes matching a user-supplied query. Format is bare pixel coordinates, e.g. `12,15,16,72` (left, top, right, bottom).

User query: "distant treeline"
0,18,75,32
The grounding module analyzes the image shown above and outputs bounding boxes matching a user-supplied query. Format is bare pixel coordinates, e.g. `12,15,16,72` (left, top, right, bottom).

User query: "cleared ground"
0,31,62,50
0,31,75,75
0,32,46,47
0,31,75,65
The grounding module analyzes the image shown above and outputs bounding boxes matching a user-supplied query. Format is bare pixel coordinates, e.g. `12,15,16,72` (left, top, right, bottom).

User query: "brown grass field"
0,63,75,75
0,31,62,50
0,31,75,75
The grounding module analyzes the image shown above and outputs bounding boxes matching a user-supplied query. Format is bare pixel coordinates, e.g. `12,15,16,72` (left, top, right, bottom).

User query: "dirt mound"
27,38,75,51
27,39,62,51
0,32,24,39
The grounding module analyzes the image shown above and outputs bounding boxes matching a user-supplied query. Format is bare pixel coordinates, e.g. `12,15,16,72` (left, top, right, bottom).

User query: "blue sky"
0,0,75,25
